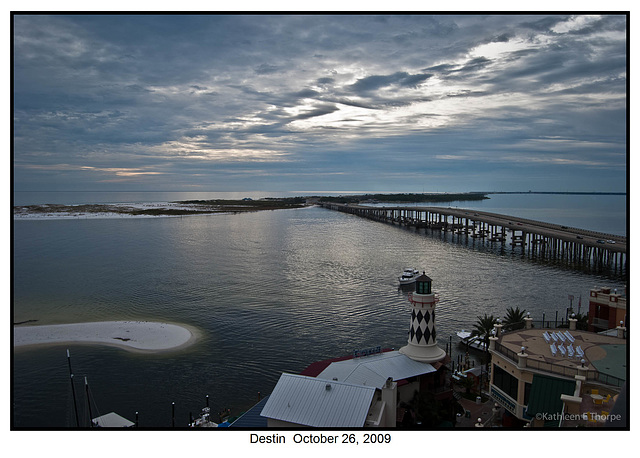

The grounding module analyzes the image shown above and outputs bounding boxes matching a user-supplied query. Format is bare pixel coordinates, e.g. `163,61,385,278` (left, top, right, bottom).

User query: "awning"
525,374,575,426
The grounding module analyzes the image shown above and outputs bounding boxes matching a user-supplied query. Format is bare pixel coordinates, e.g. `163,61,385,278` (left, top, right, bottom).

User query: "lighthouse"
399,273,446,363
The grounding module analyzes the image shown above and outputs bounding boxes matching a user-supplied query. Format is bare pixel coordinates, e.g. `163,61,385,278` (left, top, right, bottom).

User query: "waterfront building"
587,286,627,332
488,310,626,427
259,373,387,427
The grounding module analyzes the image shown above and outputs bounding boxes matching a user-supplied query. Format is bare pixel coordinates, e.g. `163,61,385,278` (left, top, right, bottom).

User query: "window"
417,281,431,295
493,364,518,401
524,382,532,405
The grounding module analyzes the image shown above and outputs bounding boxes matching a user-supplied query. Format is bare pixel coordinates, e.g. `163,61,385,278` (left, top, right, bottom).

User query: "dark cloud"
292,88,321,99
255,64,280,74
290,103,339,121
12,14,627,193
348,72,432,94
316,77,335,85
491,33,512,43
519,15,571,32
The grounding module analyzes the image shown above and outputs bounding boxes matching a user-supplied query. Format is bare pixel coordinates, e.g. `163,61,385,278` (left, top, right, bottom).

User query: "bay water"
11,192,627,427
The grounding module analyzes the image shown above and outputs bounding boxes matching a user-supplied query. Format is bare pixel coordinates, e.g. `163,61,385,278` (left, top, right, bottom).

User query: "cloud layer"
13,14,627,193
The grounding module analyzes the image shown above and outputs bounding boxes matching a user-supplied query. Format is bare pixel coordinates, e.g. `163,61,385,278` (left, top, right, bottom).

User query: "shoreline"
13,321,198,353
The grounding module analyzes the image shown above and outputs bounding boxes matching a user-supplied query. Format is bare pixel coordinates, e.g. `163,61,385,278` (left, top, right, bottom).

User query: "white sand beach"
13,321,197,352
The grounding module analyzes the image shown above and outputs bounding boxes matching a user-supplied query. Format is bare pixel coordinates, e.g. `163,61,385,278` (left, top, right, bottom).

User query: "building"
488,313,627,427
260,373,387,427
587,286,626,332
259,273,451,427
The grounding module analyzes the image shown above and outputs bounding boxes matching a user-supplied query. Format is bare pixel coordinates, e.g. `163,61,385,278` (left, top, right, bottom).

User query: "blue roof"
228,396,270,428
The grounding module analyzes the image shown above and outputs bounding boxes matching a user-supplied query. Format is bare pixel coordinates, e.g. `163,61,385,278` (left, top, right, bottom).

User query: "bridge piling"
320,203,626,276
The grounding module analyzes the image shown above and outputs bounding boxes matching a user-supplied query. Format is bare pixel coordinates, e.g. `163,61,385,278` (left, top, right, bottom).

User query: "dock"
320,203,626,275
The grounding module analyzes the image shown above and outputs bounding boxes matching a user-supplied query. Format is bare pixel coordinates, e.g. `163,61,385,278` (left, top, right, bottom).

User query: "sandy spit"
13,321,198,353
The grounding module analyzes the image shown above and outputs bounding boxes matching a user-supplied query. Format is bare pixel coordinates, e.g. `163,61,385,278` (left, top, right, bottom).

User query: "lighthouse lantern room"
399,273,446,364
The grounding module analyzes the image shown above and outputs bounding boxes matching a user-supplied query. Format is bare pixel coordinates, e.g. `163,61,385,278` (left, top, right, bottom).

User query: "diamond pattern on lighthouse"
415,326,423,343
400,273,446,363
424,325,435,344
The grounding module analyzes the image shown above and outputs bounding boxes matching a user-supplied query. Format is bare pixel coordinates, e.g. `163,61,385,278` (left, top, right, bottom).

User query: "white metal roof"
260,373,376,428
92,412,135,427
317,350,436,388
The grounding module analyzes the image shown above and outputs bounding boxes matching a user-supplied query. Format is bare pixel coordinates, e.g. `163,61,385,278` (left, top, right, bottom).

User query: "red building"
587,286,626,332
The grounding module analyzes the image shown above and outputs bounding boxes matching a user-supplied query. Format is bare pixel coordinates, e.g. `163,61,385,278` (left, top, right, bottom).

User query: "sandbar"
13,321,197,353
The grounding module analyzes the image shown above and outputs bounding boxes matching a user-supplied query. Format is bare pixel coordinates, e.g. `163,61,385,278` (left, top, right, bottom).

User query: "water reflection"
12,206,626,427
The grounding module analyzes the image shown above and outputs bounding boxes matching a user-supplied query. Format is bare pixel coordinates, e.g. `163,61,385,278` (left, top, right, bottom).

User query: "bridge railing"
321,203,625,242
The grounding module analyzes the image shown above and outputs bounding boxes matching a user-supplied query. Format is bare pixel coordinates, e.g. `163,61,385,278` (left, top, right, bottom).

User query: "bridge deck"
320,203,626,274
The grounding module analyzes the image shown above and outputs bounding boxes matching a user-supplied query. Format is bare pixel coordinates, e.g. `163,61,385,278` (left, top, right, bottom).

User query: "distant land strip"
13,200,309,217
482,191,625,195
311,192,489,204
13,193,488,217
13,192,623,217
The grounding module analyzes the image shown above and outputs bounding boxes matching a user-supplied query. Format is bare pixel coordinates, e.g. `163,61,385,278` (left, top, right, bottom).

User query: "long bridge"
320,203,627,275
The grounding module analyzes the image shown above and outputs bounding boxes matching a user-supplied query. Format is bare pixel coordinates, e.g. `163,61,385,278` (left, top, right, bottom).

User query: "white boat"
398,268,420,285
456,330,488,352
189,406,218,428
189,395,220,427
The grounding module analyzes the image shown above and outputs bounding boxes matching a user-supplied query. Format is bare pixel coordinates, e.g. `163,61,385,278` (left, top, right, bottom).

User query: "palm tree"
472,314,497,351
503,306,527,331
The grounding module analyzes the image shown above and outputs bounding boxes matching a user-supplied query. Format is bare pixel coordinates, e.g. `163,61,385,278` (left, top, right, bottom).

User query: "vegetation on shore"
13,199,309,217
175,198,308,209
316,192,489,204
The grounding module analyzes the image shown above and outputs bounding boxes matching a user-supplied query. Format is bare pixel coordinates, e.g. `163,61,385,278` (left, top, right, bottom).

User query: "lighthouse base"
399,343,446,364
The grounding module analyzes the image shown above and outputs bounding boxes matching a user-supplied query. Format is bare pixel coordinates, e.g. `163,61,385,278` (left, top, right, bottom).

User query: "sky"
12,13,628,194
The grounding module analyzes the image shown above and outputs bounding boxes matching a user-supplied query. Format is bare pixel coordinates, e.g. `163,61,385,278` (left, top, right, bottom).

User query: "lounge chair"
564,331,575,342
549,344,557,356
557,332,566,342
543,332,551,343
558,345,566,356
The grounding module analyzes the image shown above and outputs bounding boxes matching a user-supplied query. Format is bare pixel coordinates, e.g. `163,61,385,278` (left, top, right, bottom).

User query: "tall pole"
85,377,93,427
66,349,80,427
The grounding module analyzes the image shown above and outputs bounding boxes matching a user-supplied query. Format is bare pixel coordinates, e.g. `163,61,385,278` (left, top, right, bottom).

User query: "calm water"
12,193,627,427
